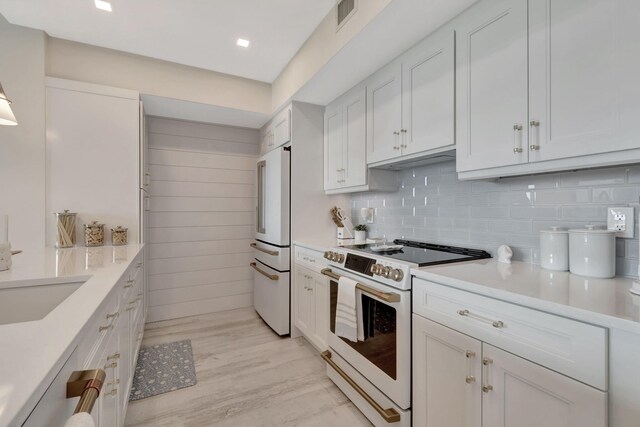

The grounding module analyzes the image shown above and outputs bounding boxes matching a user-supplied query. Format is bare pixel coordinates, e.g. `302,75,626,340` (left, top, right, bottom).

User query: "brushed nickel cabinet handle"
530,120,541,150
465,350,476,384
513,124,523,153
400,129,407,148
99,325,113,332
106,312,119,320
457,309,504,328
250,262,279,281
104,362,117,369
250,242,279,256
482,357,493,393
107,352,120,361
322,351,400,423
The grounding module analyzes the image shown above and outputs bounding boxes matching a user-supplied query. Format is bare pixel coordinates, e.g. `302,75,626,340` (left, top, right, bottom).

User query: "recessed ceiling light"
95,0,112,12
236,38,250,48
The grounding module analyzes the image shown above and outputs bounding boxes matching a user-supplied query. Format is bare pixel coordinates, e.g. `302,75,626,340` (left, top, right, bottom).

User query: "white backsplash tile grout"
350,160,640,278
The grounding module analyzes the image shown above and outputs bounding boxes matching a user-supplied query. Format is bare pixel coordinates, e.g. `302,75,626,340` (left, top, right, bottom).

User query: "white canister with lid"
569,225,616,278
540,227,569,271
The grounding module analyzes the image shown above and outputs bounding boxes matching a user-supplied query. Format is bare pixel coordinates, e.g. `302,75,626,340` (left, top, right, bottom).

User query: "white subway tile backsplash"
351,160,639,277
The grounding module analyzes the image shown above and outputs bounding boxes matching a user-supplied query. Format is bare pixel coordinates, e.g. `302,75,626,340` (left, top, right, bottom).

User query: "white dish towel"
335,276,365,342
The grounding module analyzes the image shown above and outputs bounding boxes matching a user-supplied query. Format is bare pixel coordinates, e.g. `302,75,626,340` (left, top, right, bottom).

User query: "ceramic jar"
569,225,616,278
540,227,569,271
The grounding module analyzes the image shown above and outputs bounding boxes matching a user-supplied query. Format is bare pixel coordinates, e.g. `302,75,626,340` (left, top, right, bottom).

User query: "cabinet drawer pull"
136,262,143,268
107,352,120,361
107,379,120,386
107,388,117,397
99,324,113,332
482,357,493,393
104,362,117,369
106,311,119,320
124,279,134,288
457,309,504,328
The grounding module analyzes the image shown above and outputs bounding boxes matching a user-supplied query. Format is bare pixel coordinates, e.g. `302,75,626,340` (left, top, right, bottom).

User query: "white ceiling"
0,0,336,83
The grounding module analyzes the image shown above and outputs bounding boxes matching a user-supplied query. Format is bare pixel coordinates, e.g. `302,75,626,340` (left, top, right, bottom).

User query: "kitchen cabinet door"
343,86,367,188
482,344,607,427
294,266,315,337
401,29,455,157
311,271,329,351
366,61,402,165
273,107,291,148
413,315,482,427
324,102,345,191
528,0,640,162
456,0,529,172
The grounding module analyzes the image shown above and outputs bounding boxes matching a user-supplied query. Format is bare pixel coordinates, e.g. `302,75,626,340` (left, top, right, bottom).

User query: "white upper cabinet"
528,0,640,162
260,105,291,155
324,85,397,194
273,106,291,147
457,0,640,179
324,102,345,191
401,29,455,157
366,27,456,167
456,0,529,172
366,61,403,164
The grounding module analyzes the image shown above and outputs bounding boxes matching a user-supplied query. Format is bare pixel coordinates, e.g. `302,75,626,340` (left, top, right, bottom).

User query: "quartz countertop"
0,245,143,426
412,259,640,334
292,237,368,253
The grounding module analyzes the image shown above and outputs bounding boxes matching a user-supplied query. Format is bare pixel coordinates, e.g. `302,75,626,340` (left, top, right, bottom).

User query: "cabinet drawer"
78,295,119,368
295,246,326,269
413,279,607,390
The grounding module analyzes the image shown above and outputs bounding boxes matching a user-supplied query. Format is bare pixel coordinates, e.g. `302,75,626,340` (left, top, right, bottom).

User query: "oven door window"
330,280,397,380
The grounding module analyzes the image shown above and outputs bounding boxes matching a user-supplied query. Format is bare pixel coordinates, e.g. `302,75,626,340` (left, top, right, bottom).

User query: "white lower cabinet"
413,312,607,427
293,247,330,351
413,315,482,427
294,264,329,351
23,253,146,427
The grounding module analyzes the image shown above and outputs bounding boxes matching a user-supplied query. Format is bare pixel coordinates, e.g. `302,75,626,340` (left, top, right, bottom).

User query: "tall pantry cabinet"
45,78,141,246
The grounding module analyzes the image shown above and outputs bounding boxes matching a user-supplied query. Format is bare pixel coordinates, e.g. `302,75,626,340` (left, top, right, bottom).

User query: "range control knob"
380,266,392,278
323,251,331,260
336,254,345,263
370,264,382,275
390,269,404,282
328,252,337,261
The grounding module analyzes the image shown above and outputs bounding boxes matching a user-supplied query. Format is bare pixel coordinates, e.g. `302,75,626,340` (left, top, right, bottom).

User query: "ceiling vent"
336,0,357,31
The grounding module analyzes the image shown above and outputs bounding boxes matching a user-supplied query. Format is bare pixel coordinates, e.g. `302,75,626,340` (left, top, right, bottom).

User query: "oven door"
323,267,411,410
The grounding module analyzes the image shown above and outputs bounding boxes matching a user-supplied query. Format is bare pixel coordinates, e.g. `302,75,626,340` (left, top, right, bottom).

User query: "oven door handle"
321,350,401,423
250,262,279,281
321,268,401,303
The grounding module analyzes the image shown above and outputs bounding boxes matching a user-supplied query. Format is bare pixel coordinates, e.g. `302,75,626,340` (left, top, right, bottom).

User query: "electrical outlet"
607,207,634,238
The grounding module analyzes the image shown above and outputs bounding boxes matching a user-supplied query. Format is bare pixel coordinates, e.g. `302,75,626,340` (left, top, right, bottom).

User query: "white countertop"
293,237,368,253
0,245,143,426
412,259,640,334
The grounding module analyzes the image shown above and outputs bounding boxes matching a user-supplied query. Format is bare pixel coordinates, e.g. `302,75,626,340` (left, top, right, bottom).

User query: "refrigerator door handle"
256,160,266,234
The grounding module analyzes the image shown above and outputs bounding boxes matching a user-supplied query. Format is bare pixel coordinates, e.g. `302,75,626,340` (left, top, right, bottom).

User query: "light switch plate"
607,207,634,238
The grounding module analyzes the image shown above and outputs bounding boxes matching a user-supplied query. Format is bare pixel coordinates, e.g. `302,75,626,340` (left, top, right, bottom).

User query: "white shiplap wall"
146,117,259,322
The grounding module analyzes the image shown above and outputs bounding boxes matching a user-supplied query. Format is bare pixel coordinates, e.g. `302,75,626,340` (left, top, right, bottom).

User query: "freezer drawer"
252,241,290,271
252,260,290,335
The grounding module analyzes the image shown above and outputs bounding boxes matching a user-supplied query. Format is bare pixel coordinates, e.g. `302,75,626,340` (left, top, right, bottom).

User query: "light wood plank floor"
124,308,372,426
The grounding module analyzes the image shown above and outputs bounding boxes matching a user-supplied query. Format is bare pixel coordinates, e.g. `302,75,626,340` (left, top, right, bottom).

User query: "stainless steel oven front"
321,267,411,412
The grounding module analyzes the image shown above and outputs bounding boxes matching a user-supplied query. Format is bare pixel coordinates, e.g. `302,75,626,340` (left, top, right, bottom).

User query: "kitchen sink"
0,281,85,325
